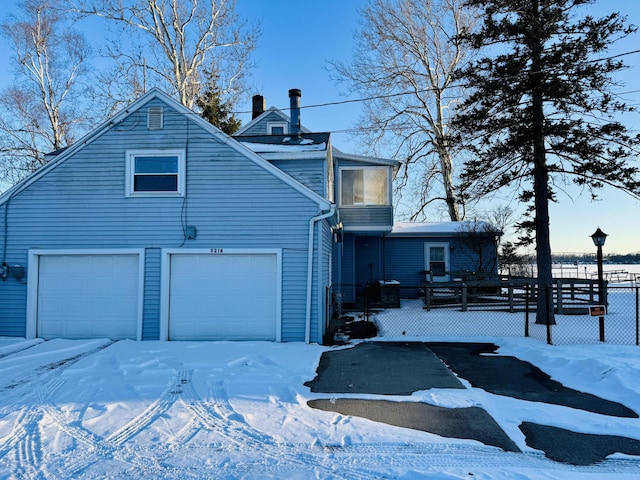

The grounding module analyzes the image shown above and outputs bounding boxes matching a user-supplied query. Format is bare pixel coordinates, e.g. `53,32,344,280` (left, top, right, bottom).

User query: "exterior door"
424,243,450,282
355,236,382,289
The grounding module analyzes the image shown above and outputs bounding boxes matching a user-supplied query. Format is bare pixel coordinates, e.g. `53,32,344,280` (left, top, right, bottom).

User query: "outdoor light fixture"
590,227,608,342
590,227,608,247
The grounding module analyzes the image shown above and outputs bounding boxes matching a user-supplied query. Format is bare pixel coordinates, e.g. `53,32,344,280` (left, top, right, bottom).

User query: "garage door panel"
169,253,278,341
37,254,140,340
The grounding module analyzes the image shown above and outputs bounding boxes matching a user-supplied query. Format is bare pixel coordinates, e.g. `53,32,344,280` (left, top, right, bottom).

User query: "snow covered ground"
371,263,640,345
1,331,640,479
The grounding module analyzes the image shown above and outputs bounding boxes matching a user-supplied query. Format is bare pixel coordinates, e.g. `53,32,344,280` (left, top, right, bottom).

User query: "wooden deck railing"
422,274,607,314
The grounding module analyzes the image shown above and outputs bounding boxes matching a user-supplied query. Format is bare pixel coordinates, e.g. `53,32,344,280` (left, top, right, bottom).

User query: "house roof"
0,89,332,211
234,133,330,153
235,97,398,168
388,221,501,237
332,150,399,168
235,106,312,136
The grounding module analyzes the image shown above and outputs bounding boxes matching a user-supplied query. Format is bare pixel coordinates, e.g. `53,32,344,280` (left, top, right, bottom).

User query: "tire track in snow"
181,376,380,480
0,341,41,360
0,376,101,479
0,376,68,477
316,442,640,474
0,360,183,479
35,378,110,477
14,411,44,480
0,408,43,480
105,370,189,447
37,373,189,479
0,340,114,398
0,407,39,460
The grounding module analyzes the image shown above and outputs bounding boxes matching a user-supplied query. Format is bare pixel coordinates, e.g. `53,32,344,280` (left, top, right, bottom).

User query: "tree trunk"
435,98,461,221
533,144,555,325
437,146,461,221
531,0,555,325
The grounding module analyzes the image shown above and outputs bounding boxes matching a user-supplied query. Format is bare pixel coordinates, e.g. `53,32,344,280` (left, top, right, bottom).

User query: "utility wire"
231,48,640,115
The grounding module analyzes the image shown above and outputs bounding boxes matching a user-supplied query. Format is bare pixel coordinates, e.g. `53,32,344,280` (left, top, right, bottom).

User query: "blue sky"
0,0,639,254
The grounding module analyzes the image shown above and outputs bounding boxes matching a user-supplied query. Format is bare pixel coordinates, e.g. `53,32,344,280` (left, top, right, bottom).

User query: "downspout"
305,205,336,344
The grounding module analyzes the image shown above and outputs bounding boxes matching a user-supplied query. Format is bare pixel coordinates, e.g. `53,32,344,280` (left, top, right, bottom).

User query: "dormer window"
125,149,185,197
267,121,287,135
340,167,389,206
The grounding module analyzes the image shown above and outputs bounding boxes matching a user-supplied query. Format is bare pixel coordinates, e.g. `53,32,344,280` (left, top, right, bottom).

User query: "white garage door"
36,254,141,340
169,253,278,341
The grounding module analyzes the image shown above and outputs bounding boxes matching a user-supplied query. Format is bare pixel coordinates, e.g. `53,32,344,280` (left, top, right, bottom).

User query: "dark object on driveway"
427,342,638,418
520,422,640,465
324,319,378,346
310,398,520,453
345,320,377,339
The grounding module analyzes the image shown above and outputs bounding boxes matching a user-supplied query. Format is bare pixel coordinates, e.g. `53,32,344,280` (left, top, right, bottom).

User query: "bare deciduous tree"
456,220,502,274
331,0,477,221
73,0,259,110
0,0,92,185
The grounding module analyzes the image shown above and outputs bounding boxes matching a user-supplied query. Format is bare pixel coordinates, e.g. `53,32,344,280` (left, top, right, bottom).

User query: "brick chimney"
252,94,265,119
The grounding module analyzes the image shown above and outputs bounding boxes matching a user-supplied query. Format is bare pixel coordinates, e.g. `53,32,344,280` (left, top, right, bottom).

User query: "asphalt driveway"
306,341,640,466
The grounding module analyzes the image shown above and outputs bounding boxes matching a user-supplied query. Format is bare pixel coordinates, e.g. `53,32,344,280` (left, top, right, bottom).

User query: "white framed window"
424,243,450,282
125,149,186,197
339,167,389,206
267,121,287,135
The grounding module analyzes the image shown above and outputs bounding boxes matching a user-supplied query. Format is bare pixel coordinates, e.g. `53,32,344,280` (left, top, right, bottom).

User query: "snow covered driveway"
1,337,640,479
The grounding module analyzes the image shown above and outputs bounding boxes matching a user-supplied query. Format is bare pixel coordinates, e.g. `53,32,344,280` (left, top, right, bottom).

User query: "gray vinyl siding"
0,97,323,342
316,219,333,343
335,158,394,231
268,159,326,197
339,206,393,230
241,111,288,135
0,276,27,337
142,248,161,340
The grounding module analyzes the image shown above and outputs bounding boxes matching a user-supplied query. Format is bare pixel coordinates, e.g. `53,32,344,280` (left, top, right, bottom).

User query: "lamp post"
590,227,608,342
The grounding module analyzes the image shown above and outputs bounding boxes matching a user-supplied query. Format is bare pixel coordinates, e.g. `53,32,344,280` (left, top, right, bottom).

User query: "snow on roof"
389,221,499,236
240,141,327,153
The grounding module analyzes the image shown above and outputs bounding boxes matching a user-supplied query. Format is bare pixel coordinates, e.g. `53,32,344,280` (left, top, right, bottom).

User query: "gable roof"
0,89,331,210
235,106,312,136
236,99,399,168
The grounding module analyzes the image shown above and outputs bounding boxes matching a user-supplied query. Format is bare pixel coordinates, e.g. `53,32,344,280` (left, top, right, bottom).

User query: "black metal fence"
327,282,640,346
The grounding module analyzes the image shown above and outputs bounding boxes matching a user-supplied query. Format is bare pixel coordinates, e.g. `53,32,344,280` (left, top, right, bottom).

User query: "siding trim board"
26,249,146,340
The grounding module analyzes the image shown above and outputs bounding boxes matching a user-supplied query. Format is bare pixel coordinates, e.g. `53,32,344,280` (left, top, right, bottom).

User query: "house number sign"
210,248,224,254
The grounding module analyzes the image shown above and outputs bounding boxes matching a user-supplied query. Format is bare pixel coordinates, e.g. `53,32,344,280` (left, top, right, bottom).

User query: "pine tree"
455,0,640,324
196,85,241,136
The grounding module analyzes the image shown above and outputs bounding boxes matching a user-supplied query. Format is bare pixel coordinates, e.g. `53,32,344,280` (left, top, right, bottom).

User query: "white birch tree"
0,0,92,185
331,0,478,221
73,0,259,110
